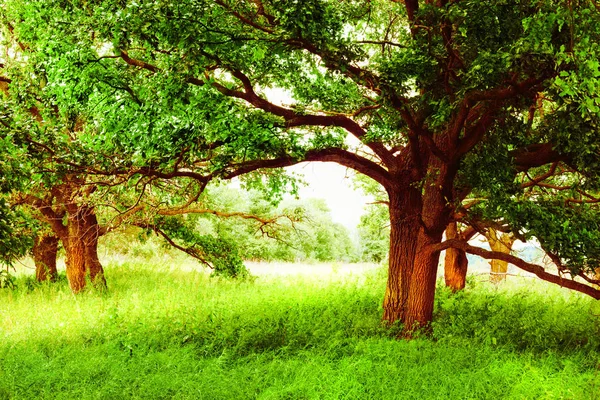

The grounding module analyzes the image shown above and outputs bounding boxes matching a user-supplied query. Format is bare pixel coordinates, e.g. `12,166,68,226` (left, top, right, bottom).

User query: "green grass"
1,263,599,399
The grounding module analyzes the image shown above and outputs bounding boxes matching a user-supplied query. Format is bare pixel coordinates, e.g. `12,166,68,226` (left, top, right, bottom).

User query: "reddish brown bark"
22,181,107,293
81,208,107,287
444,222,468,292
382,189,422,323
64,221,87,293
400,154,456,334
403,229,446,334
32,234,59,282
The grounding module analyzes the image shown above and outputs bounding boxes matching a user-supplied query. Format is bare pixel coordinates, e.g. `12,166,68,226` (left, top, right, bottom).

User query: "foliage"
104,185,359,266
0,199,33,267
0,263,598,398
0,269,16,289
354,174,389,263
357,204,389,263
0,122,33,266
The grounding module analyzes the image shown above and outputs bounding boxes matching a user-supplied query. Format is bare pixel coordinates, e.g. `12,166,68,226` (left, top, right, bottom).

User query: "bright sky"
286,162,373,232
263,88,374,232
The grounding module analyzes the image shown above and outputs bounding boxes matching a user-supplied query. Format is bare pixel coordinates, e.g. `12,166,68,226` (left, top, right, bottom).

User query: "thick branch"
225,70,396,166
431,239,600,299
512,143,567,172
224,148,392,188
18,194,68,239
455,109,497,157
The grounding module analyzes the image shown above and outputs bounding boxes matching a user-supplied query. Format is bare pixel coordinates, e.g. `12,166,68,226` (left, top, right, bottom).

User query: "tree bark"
383,180,452,334
400,157,454,335
403,230,445,334
32,234,59,282
82,208,107,288
64,218,86,293
444,222,468,292
63,205,106,293
486,228,515,284
382,188,421,323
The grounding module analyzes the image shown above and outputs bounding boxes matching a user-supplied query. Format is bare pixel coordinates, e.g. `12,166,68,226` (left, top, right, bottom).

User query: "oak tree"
5,0,600,332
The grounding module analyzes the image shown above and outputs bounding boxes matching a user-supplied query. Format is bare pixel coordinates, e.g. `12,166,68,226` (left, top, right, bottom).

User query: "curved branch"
225,69,396,167
138,223,213,269
116,51,396,167
430,239,600,299
224,147,392,188
521,162,559,188
17,194,68,239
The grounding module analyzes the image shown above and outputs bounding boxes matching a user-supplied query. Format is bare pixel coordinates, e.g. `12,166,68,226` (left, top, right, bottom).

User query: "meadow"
1,259,599,399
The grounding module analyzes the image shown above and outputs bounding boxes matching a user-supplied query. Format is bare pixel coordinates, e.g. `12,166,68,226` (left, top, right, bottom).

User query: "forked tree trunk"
32,234,59,282
486,228,515,284
444,222,468,292
24,181,107,294
382,184,450,334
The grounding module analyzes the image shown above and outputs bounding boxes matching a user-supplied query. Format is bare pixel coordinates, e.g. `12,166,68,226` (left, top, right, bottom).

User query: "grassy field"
1,261,599,399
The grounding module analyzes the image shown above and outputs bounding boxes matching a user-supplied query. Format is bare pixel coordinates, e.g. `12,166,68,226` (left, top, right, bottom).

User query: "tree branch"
430,239,600,299
223,147,392,188
512,143,567,172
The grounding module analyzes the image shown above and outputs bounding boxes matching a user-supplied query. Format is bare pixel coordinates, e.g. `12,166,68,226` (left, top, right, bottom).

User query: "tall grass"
1,263,599,399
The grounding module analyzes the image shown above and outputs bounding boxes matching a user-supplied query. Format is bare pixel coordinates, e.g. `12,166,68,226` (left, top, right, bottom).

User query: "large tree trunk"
486,228,515,284
382,189,421,323
403,230,444,333
63,205,106,293
382,146,458,333
382,183,450,334
32,234,59,282
444,222,469,292
400,157,454,335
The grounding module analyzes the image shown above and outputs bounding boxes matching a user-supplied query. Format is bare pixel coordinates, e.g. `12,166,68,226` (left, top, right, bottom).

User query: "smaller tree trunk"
402,230,445,336
486,228,516,284
82,208,107,289
32,234,59,282
444,222,468,292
